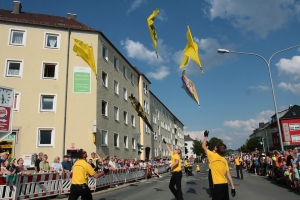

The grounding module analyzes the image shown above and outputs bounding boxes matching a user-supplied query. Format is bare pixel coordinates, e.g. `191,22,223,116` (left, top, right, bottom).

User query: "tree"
191,139,204,156
208,137,223,151
246,137,263,152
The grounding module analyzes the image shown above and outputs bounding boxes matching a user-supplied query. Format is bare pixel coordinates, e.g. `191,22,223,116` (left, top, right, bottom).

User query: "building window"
292,135,300,142
131,73,134,84
9,29,25,46
114,106,119,121
101,130,108,146
290,124,300,131
13,92,20,111
132,138,136,149
102,100,108,116
124,135,128,148
102,45,108,60
42,63,57,79
40,95,56,112
102,71,108,87
45,33,59,48
124,111,128,125
5,60,23,77
114,56,119,70
114,133,119,147
123,66,127,78
123,88,127,100
131,115,135,127
38,128,54,146
114,80,119,95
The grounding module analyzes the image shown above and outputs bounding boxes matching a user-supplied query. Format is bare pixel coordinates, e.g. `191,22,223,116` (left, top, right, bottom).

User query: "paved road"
54,163,300,200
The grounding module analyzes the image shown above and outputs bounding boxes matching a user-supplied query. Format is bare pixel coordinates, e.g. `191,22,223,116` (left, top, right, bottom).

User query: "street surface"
54,163,300,200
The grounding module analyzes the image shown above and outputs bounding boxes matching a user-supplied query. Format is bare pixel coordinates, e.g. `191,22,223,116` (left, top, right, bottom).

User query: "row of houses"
0,1,184,164
250,105,300,151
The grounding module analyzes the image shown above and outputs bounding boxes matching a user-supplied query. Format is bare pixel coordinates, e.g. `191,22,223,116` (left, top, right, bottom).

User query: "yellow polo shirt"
207,149,229,184
235,157,243,166
71,159,95,185
171,151,181,172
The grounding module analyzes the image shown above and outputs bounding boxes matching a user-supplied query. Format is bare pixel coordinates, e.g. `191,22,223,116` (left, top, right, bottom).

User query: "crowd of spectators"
0,151,171,185
230,148,300,190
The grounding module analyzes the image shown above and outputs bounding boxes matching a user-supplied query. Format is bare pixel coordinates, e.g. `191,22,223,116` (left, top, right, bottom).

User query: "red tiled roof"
0,9,96,31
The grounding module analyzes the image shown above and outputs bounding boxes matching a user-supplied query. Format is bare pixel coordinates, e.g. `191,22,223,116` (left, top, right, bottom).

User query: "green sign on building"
73,67,91,93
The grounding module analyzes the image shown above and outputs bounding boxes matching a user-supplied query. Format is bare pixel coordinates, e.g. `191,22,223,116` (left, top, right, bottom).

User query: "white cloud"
249,85,269,91
278,82,300,95
205,0,296,38
127,0,146,15
276,56,300,80
120,38,163,65
223,110,273,130
156,9,168,21
120,38,170,65
184,130,205,141
146,66,170,80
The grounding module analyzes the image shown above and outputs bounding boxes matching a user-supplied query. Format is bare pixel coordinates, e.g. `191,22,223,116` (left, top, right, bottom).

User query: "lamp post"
218,44,300,151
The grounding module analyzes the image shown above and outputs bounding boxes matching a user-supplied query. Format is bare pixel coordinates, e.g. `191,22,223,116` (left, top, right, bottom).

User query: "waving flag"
129,94,154,132
72,38,96,75
182,70,200,107
146,8,159,58
180,25,204,74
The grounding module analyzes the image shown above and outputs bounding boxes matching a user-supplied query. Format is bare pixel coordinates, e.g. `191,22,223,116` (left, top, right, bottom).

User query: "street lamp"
218,44,300,151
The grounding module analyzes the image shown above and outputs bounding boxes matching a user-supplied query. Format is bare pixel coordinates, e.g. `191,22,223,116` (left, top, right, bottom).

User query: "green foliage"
208,137,223,151
238,137,263,152
191,139,203,156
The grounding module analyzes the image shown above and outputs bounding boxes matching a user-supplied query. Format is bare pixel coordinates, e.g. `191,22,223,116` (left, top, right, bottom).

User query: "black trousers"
208,169,213,195
169,171,183,200
236,165,243,179
68,184,93,200
212,183,229,200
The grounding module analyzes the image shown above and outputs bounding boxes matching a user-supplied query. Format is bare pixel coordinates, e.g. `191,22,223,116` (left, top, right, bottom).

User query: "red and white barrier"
15,173,61,200
0,164,169,199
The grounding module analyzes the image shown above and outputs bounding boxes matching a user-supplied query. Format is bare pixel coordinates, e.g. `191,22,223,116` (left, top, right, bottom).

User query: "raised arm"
163,139,171,152
202,130,209,153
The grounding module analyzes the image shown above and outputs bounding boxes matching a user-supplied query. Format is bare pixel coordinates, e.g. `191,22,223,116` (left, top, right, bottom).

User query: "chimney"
12,1,22,14
259,122,265,128
67,13,77,20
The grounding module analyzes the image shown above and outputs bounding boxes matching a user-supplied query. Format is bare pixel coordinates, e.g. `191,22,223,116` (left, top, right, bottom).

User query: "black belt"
172,171,182,173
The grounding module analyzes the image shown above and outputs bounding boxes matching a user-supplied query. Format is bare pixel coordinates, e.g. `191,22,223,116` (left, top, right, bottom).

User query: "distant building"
251,105,300,151
184,135,196,159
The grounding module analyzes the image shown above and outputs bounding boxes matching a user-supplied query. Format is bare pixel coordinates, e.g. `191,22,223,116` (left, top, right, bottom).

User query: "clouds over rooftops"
205,0,297,38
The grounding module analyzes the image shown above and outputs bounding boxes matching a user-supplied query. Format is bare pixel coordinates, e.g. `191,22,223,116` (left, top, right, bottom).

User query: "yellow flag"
180,26,204,74
146,9,159,57
72,38,96,75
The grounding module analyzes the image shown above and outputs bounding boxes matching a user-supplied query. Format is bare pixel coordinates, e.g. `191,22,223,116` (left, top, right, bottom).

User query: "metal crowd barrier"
0,164,169,199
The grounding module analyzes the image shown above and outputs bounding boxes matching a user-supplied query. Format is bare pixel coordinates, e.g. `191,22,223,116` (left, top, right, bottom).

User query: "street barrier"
0,164,169,199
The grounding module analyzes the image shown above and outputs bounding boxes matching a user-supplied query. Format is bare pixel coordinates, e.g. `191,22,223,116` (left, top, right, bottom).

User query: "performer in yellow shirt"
202,130,236,200
163,138,183,200
184,158,189,175
68,149,109,200
234,154,243,180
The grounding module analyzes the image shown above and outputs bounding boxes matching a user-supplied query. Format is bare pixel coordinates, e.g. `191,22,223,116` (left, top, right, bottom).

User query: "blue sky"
2,0,300,149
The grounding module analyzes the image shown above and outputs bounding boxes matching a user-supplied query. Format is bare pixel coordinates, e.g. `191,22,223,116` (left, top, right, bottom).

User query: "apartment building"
150,91,185,159
0,1,184,162
0,2,100,162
